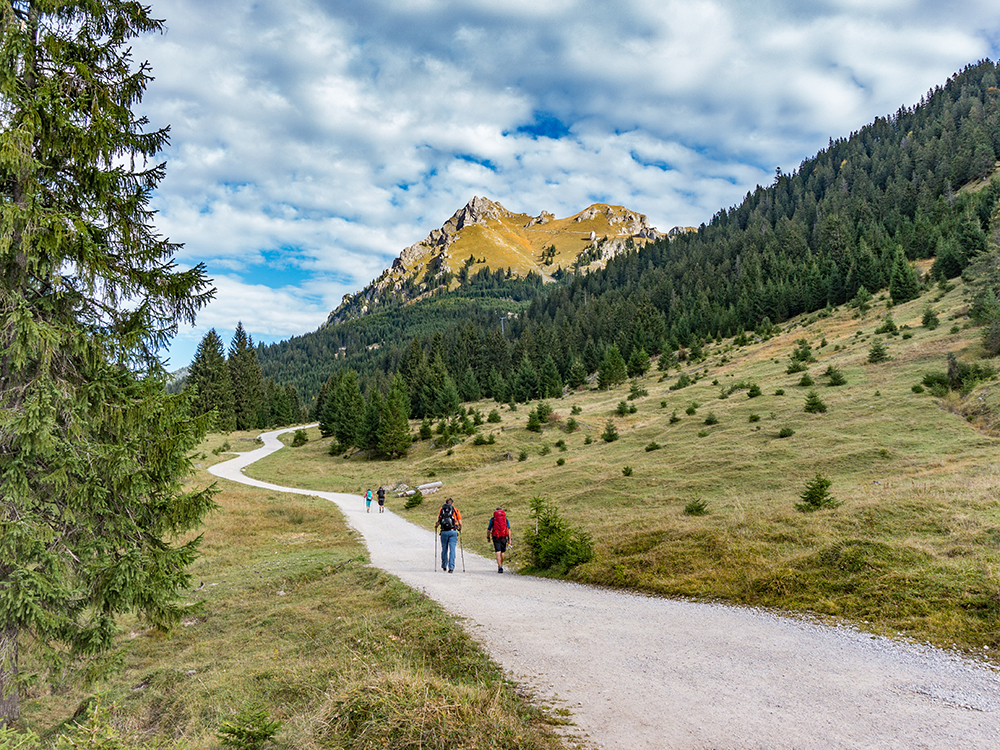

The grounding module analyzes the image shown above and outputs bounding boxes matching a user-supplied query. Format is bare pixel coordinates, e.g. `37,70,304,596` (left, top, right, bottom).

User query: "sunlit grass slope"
251,278,1000,659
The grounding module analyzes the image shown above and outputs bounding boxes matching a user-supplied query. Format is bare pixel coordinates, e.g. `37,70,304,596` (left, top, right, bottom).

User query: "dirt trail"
211,427,1000,749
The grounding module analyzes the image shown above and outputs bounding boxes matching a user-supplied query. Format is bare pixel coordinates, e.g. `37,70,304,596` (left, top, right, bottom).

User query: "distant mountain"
326,197,668,324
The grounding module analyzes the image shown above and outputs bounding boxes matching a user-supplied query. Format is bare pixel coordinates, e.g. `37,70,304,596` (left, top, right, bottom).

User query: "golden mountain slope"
328,197,666,324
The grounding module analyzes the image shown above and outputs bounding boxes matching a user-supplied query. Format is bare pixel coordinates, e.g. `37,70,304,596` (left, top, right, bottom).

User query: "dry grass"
251,280,1000,659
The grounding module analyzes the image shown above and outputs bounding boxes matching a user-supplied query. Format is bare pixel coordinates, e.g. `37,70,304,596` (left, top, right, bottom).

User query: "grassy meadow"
19,434,567,749
248,277,1000,659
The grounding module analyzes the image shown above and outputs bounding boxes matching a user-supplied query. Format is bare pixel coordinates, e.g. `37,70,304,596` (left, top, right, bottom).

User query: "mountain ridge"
326,197,672,325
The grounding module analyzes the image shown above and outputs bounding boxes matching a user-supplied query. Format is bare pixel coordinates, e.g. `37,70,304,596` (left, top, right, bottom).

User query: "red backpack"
492,509,508,538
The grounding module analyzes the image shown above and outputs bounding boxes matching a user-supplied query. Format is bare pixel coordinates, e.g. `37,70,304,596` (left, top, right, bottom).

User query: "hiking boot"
448,569,454,573
498,566,503,573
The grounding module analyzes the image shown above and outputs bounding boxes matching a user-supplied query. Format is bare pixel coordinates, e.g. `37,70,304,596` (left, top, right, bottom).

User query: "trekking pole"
459,531,466,572
434,531,438,572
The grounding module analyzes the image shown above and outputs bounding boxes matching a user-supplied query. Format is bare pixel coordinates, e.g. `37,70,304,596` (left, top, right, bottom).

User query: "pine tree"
566,359,588,389
889,247,920,304
598,344,627,389
539,354,563,399
188,329,236,432
229,322,264,430
379,376,412,458
362,389,384,456
626,347,650,378
0,1,216,725
803,390,828,413
332,370,365,448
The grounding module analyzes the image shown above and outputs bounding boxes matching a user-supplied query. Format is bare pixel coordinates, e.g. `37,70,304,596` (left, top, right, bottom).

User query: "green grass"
20,433,565,749
249,279,1000,660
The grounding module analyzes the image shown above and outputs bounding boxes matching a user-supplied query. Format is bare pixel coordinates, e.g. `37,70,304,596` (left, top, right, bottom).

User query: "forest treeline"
240,60,1000,447
176,323,307,430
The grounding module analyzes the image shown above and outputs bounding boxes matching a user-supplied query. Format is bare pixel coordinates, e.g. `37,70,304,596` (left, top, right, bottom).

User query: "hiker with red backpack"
435,497,462,573
487,507,511,573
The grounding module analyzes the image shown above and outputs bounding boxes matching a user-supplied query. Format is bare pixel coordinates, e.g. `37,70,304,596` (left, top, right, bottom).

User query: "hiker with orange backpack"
435,497,462,573
487,506,511,573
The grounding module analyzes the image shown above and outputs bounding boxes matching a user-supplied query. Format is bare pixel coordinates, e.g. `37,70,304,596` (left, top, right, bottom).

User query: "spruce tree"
567,359,588,389
598,344,627,389
0,1,216,725
627,347,651,378
379,376,412,458
229,322,264,430
539,354,563,399
362,389,384,456
889,247,921,304
189,329,236,432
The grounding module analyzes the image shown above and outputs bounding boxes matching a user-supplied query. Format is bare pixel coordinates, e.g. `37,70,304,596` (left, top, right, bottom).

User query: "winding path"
211,427,1000,749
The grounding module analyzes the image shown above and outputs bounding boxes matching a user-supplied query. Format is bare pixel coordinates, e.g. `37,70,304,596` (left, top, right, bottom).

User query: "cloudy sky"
133,0,1000,368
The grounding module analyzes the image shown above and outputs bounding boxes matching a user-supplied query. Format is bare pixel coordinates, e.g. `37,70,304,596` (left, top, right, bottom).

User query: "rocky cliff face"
326,197,665,325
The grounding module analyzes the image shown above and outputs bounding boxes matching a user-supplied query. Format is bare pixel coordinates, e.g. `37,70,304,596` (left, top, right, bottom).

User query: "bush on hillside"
523,496,594,573
796,473,840,512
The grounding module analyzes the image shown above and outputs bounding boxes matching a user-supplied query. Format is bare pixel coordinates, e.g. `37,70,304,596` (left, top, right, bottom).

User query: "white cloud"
128,0,1000,367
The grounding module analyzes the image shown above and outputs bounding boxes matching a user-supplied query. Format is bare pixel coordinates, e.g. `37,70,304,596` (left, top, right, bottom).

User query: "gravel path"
211,428,1000,749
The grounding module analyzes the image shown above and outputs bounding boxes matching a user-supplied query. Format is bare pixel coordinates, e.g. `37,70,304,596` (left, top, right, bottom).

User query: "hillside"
251,276,1000,658
259,60,1000,413
326,196,663,324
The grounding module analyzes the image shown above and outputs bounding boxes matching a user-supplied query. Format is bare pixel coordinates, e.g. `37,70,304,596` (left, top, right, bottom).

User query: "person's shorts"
378,498,384,506
492,536,508,552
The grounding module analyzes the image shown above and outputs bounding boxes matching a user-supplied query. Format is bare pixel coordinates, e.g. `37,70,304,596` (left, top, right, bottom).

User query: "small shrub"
824,365,846,386
786,361,808,375
748,413,760,423
645,441,662,452
526,409,542,432
747,383,762,398
539,445,551,456
875,315,897,334
523,496,594,573
628,382,648,400
487,409,502,423
669,373,692,391
684,498,709,516
795,473,840,512
911,384,925,393
703,412,719,425
601,419,619,442
669,410,680,424
867,339,890,364
218,705,283,750
685,403,698,416
798,373,814,387
565,417,578,432
778,426,795,438
950,325,961,334
571,404,582,415
518,450,528,462
556,457,565,466
584,435,593,445
774,388,785,396
616,400,630,416
697,429,709,437
555,439,567,451
804,390,828,413
473,433,489,445
622,465,633,476
536,401,553,422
